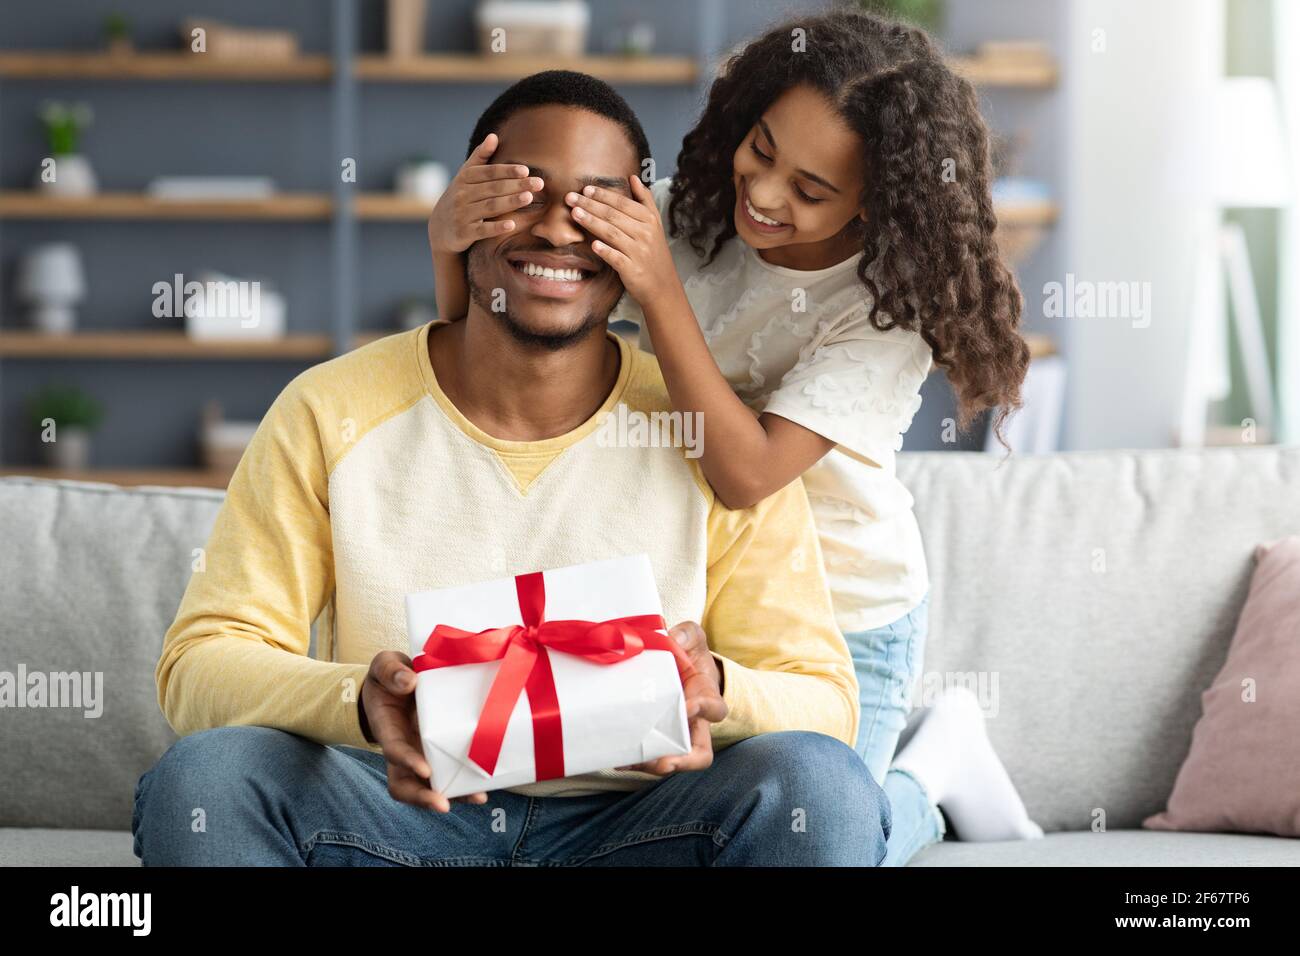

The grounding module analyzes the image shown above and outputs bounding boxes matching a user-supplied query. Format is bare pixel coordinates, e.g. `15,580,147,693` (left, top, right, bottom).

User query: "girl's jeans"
844,593,946,866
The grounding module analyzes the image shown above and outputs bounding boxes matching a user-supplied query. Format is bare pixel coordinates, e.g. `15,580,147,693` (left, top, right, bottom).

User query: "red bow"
412,571,695,780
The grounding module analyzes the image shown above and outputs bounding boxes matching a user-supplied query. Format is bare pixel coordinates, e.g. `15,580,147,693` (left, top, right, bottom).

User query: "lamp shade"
1213,77,1293,207
15,243,86,304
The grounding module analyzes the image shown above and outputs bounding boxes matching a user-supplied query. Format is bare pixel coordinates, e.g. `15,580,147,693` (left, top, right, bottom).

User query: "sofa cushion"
897,447,1300,832
0,478,223,830
1144,536,1300,836
0,827,139,867
908,829,1300,866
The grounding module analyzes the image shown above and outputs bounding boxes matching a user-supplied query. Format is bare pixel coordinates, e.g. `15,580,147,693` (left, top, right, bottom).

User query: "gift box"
404,553,692,798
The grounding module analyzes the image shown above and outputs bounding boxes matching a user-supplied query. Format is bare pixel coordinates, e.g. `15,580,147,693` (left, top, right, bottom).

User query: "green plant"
858,0,945,33
103,12,131,41
27,384,105,432
38,102,93,155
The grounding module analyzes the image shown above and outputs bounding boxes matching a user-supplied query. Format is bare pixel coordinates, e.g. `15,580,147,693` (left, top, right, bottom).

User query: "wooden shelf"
0,191,1057,226
0,50,1055,89
0,191,333,221
996,200,1059,226
354,194,434,221
0,51,698,85
354,53,698,84
949,54,1058,88
1,192,427,221
0,331,334,359
0,330,405,360
0,192,437,221
1025,333,1056,359
0,51,332,81
0,467,232,488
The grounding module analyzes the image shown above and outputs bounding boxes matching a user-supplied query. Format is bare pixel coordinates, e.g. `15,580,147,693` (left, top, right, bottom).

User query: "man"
134,71,888,866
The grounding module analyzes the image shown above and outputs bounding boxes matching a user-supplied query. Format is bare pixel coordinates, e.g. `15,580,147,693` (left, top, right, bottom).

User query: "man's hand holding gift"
361,618,727,809
616,621,727,775
359,650,490,814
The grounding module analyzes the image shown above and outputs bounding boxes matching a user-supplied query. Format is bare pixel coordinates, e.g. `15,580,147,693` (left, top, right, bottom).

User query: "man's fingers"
388,761,450,812
370,650,417,695
377,733,431,785
684,678,728,724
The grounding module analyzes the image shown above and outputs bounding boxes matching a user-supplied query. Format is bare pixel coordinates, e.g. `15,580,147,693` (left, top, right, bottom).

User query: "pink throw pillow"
1144,536,1300,836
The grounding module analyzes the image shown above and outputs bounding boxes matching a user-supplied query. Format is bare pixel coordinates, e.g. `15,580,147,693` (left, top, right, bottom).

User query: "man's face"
466,105,637,350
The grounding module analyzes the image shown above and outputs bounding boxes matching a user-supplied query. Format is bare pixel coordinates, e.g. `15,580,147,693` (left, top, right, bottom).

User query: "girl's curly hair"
668,9,1029,439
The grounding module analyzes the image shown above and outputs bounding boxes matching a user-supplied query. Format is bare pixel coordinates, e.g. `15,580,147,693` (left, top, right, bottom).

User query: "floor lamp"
1179,77,1292,446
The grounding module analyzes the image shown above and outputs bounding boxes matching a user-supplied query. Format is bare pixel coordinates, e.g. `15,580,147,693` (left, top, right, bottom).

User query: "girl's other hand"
566,174,679,304
426,132,544,256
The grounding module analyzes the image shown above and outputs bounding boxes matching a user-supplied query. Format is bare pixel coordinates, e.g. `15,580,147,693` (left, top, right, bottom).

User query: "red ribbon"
411,571,695,780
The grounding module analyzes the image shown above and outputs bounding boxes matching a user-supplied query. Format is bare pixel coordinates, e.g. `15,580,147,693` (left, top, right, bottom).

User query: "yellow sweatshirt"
157,322,859,798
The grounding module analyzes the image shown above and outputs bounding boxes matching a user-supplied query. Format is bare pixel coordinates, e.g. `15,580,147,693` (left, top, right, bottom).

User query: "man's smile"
502,249,606,299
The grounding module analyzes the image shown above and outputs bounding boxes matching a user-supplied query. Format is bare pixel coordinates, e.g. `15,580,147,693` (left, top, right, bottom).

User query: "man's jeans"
132,726,889,866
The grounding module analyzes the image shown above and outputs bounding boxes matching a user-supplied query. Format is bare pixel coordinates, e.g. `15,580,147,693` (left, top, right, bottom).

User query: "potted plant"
104,13,133,56
27,384,105,470
858,0,945,33
35,101,98,197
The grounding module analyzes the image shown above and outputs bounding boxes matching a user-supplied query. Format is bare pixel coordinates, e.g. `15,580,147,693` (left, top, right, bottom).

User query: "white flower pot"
37,154,98,197
44,426,92,470
395,161,449,204
31,303,78,335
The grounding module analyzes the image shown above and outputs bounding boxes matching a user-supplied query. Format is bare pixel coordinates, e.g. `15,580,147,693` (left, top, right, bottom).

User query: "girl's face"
731,84,868,268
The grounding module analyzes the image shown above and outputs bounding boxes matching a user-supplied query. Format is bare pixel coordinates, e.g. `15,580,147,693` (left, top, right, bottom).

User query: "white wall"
1276,0,1300,444
1061,0,1225,449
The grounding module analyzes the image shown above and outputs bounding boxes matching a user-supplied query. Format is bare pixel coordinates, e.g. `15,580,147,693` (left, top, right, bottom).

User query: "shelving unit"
1,0,1064,472
353,53,699,84
0,50,1055,88
0,190,1059,226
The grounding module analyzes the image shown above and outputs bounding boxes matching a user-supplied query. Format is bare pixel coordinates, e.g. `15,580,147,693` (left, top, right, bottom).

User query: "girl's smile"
738,181,792,235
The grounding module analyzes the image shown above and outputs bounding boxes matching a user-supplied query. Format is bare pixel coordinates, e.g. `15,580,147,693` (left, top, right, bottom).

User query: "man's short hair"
468,70,652,170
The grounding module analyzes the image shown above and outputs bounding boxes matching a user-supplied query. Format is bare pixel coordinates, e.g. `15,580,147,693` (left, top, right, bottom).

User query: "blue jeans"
844,594,946,866
132,725,889,866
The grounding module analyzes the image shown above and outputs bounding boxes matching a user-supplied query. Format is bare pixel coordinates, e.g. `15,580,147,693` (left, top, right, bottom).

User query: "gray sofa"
3,446,1299,866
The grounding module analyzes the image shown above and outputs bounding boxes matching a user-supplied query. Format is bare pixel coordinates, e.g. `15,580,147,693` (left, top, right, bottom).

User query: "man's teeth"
520,262,586,281
746,197,784,227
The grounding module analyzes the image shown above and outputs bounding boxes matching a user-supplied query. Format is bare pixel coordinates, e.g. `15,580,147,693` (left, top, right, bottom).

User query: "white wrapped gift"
404,553,691,798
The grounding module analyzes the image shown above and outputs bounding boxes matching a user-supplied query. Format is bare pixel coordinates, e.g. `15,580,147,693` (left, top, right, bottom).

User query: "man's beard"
467,246,609,352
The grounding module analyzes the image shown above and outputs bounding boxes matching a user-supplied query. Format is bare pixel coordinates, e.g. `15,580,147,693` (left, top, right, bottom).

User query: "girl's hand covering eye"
427,132,545,255
566,174,679,303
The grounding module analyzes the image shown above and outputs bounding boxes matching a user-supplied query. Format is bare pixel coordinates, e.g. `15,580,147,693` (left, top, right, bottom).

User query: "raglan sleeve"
701,476,859,750
155,373,373,749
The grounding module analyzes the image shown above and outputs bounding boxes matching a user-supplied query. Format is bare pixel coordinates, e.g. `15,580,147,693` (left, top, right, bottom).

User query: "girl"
429,9,1042,864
